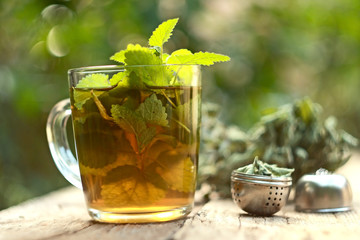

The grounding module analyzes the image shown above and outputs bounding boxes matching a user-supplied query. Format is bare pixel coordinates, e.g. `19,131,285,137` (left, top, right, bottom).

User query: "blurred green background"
0,0,359,210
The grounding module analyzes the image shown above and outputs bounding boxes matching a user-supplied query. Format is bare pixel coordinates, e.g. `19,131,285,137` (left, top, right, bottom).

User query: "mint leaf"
76,74,112,89
142,135,177,167
149,18,179,48
109,71,126,86
124,48,162,66
74,115,125,169
166,49,192,64
111,104,144,134
101,165,167,206
136,94,168,127
110,44,144,64
111,104,156,153
111,94,170,153
110,44,161,66
109,18,230,87
123,48,168,85
73,74,117,110
126,64,169,86
152,144,196,192
162,53,170,62
108,72,146,92
73,89,103,110
167,51,230,66
79,147,137,176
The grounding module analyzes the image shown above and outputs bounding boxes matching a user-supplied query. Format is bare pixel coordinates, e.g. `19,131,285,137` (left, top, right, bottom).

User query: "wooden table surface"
1,153,360,240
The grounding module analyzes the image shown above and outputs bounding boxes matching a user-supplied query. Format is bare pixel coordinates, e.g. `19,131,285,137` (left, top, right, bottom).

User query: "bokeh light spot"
47,25,70,57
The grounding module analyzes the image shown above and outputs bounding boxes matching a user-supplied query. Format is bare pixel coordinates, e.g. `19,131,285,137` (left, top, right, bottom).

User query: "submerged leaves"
101,165,167,206
100,142,195,206
110,94,168,153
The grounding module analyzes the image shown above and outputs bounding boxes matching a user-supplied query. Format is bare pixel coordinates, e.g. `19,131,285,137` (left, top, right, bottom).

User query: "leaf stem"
160,89,176,108
172,118,191,133
91,90,114,121
174,89,181,106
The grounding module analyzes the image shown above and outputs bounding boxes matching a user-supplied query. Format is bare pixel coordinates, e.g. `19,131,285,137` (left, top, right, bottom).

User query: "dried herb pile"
199,98,358,196
235,156,294,177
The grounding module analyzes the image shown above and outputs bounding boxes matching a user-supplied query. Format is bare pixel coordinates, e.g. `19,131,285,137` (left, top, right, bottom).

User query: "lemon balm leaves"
110,44,161,66
165,49,192,64
155,155,195,193
73,73,122,110
124,51,166,86
73,74,109,110
111,94,168,153
137,94,168,127
111,104,156,153
124,47,162,66
76,74,110,88
109,71,126,86
108,18,230,87
73,90,96,110
110,18,230,69
74,115,125,169
149,18,179,49
100,144,194,206
101,165,167,206
167,51,231,66
110,44,146,64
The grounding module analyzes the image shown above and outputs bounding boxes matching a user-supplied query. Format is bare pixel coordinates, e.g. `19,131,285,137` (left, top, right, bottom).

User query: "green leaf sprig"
73,18,230,110
110,94,168,154
110,18,230,67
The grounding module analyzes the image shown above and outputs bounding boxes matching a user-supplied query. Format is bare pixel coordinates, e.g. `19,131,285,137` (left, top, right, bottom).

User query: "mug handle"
46,99,82,189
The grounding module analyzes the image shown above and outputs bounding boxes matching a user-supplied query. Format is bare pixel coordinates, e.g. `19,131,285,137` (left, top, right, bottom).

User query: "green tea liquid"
70,85,201,221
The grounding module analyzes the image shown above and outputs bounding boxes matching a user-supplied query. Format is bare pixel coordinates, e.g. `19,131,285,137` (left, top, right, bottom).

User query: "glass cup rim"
68,64,200,74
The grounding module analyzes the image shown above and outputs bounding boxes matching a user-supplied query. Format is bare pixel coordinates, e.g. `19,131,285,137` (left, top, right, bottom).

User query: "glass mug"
46,65,201,223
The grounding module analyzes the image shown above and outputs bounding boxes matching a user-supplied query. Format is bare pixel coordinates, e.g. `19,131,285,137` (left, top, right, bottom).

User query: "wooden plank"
1,154,359,240
0,188,90,240
0,188,199,240
7,188,210,240
172,154,360,240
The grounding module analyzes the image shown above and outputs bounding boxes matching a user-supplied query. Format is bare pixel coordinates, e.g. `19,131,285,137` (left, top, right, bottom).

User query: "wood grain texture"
1,153,360,240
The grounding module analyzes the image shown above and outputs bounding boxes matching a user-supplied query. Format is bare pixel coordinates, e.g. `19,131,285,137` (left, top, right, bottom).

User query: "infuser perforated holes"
265,185,287,208
232,183,242,204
